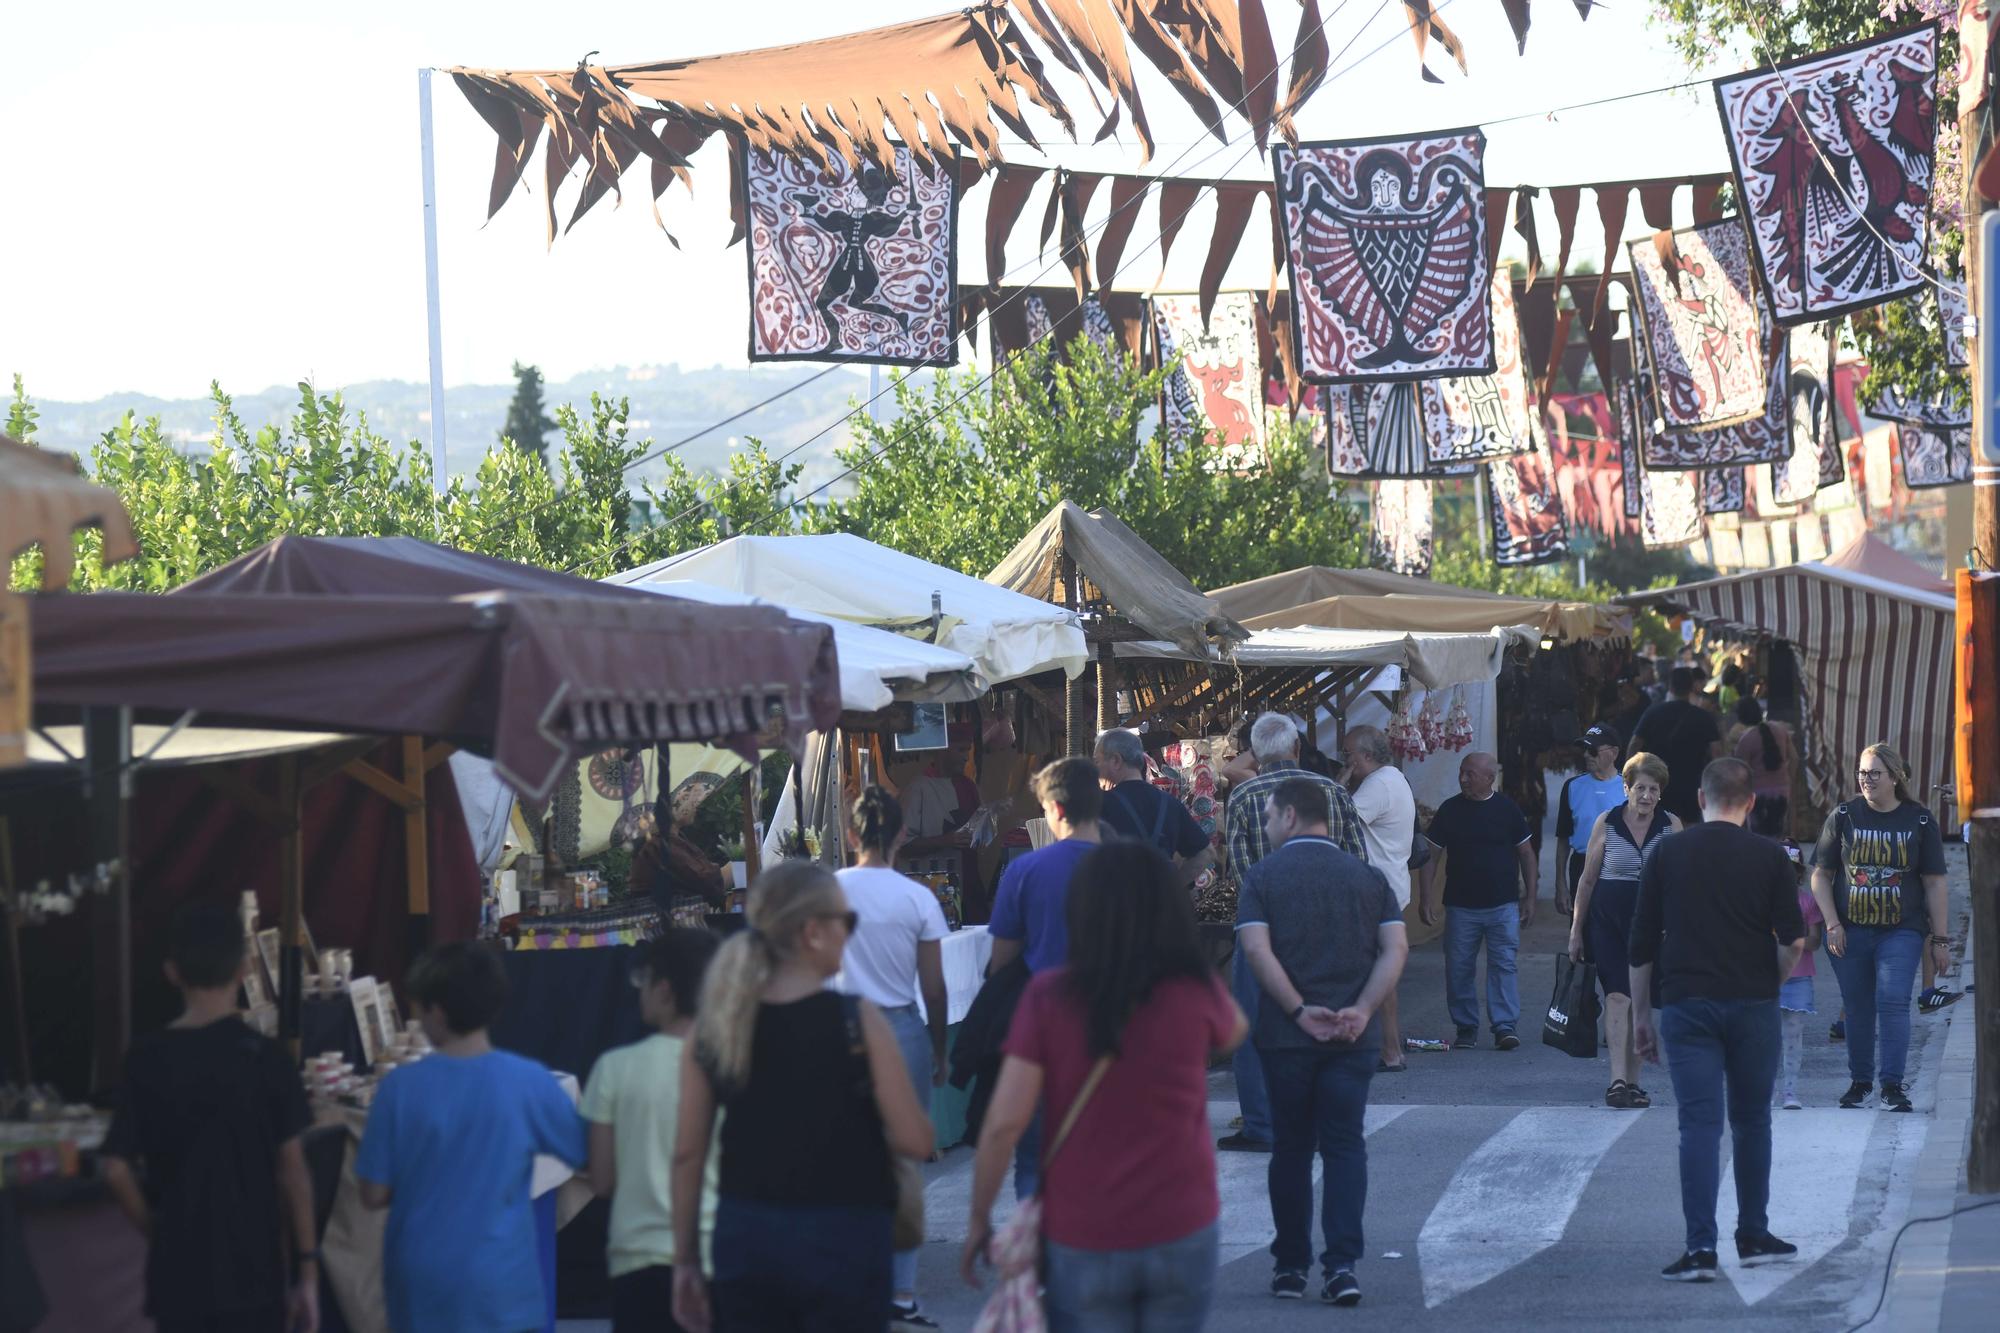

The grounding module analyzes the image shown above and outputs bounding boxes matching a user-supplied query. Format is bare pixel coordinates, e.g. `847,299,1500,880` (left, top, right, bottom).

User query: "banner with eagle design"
1325,381,1478,479
1715,25,1938,326
1274,129,1493,383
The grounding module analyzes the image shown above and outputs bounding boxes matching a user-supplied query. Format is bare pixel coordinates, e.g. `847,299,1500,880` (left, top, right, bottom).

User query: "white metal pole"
418,68,448,489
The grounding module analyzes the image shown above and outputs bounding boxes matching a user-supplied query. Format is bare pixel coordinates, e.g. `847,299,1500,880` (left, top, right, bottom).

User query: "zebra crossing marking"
1714,1108,1883,1305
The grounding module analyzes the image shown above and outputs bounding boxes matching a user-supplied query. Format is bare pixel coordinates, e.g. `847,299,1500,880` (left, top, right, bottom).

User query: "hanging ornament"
1447,691,1475,751
1418,693,1447,752
1389,696,1427,762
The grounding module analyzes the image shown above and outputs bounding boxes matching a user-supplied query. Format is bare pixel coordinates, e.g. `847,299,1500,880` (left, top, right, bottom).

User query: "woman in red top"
962,842,1247,1330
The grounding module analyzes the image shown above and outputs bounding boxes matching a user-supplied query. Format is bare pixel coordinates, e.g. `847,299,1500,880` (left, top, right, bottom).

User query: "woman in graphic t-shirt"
1810,743,1951,1114
1731,698,1795,839
962,842,1246,1328
1568,752,1682,1110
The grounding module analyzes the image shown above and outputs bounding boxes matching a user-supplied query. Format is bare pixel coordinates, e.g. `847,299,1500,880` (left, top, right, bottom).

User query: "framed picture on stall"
894,703,949,752
376,987,404,1053
348,977,384,1068
254,929,282,999
240,955,269,1010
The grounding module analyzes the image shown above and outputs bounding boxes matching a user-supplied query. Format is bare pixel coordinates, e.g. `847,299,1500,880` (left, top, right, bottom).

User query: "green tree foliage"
1651,1,1966,410
808,336,1369,585
500,361,557,465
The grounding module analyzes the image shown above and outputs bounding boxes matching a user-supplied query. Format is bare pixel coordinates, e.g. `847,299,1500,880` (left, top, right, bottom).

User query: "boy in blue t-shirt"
357,942,586,1333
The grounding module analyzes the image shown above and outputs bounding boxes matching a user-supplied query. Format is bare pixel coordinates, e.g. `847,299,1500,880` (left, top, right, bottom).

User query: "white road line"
1416,1107,1642,1309
1714,1108,1879,1306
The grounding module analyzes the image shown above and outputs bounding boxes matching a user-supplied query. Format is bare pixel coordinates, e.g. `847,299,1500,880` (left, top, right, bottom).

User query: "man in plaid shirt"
1218,714,1368,1154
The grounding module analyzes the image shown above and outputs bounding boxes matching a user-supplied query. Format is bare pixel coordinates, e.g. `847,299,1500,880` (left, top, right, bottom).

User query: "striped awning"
1620,540,1956,825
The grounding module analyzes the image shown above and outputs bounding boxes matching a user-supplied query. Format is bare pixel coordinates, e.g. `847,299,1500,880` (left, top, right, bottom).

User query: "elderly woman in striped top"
1569,753,1684,1109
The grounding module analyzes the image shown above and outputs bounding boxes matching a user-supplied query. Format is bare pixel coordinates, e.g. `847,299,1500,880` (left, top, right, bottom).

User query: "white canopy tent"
611,534,1088,688
1110,624,1539,692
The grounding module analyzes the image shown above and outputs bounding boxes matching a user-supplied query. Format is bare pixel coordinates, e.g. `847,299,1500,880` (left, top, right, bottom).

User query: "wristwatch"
1291,1003,1307,1022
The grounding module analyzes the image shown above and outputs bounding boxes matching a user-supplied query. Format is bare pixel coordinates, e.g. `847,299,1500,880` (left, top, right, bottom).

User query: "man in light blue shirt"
1556,724,1626,916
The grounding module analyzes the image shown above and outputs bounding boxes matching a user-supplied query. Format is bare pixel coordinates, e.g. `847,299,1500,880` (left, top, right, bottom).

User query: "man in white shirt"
1342,725,1416,1073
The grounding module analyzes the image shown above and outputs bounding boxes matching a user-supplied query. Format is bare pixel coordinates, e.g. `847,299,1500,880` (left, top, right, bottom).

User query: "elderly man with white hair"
1092,728,1216,889
1341,725,1416,1073
1217,712,1366,1152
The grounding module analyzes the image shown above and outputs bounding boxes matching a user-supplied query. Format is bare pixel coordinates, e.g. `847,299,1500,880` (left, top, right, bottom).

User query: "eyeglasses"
1856,770,1889,783
818,910,859,933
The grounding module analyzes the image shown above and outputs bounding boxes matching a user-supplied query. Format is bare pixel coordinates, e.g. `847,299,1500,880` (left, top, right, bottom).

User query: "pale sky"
2,1,1747,405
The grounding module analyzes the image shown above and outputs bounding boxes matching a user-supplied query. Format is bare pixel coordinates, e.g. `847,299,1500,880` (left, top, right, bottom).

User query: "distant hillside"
27,363,892,486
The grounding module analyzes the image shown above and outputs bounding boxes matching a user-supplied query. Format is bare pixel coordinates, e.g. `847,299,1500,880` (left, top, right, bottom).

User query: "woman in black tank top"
670,862,934,1332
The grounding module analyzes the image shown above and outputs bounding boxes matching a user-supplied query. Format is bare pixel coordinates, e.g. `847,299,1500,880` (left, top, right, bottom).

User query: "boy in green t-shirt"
583,929,721,1332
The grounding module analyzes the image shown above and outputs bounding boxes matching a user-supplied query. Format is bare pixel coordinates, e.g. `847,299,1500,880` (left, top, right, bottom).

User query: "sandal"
1626,1084,1652,1109
1606,1080,1634,1109
1376,1059,1408,1073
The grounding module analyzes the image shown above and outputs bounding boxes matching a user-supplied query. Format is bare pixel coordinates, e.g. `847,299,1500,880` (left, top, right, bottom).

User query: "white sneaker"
1781,1092,1803,1110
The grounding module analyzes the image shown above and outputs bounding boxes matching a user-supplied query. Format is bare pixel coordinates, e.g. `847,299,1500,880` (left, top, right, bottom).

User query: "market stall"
1621,533,1956,826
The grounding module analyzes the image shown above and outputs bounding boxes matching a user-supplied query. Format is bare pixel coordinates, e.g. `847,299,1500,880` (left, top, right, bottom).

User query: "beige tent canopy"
1209,565,1628,642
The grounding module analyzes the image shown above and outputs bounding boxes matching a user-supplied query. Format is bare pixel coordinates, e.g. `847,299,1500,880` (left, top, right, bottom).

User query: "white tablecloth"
924,926,992,1026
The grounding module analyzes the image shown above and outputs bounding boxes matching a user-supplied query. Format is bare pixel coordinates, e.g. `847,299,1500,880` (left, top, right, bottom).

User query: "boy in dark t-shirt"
102,903,318,1333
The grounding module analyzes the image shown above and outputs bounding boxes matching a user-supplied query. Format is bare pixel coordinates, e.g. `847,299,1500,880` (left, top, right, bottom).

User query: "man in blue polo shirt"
988,757,1102,976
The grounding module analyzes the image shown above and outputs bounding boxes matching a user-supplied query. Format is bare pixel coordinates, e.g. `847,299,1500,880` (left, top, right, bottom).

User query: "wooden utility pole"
1962,68,2000,1193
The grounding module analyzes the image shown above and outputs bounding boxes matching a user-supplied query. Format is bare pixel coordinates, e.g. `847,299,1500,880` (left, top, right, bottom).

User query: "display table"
317,1071,586,1333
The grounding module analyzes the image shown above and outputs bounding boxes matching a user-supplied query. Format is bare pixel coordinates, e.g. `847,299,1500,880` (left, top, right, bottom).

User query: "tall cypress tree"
501,361,556,466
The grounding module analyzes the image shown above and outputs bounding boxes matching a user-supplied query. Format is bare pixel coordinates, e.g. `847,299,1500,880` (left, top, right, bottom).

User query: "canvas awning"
32,537,842,800
1111,625,1531,691
1209,565,1627,641
611,533,1087,687
1619,534,1954,822
987,501,1249,660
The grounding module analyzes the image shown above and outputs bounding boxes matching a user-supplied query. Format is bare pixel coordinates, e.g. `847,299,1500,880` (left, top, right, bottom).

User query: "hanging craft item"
1701,467,1747,514
1898,422,1974,488
1418,692,1448,753
1369,478,1435,577
1153,292,1269,467
1484,435,1572,566
1639,442,1704,549
1420,269,1539,464
1715,25,1939,325
1869,383,1971,427
1770,321,1839,504
743,144,958,366
1326,382,1474,479
1611,376,1646,520
1626,219,1773,430
1446,692,1474,751
1388,695,1428,762
1634,316,1791,470
1937,280,1970,368
1273,129,1494,383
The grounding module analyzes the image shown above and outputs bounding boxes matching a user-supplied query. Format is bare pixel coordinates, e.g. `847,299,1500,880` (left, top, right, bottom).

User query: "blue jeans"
1043,1221,1218,1333
1659,998,1780,1253
881,1003,934,1299
1827,926,1921,1084
1444,904,1520,1035
711,1197,891,1332
1260,1045,1375,1273
1230,945,1272,1141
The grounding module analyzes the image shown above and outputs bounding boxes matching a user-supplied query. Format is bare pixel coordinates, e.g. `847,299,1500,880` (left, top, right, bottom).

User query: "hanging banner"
1937,279,1971,368
1641,463,1703,548
1325,382,1473,479
1370,478,1434,577
1770,322,1839,504
1869,383,1971,426
1547,391,1636,540
1612,378,1646,520
1715,24,1938,325
743,144,959,366
1420,270,1538,464
1274,129,1494,382
1636,319,1792,470
1702,467,1747,514
1485,440,1572,566
1626,219,1773,430
1899,422,1974,487
1153,292,1269,467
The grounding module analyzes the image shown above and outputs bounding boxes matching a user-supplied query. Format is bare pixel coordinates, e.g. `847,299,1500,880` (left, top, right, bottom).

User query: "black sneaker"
1661,1250,1719,1282
1323,1270,1362,1306
1838,1080,1872,1109
1218,1131,1273,1153
1452,1028,1478,1050
1272,1270,1308,1300
1735,1232,1799,1267
1495,1030,1521,1051
1880,1081,1913,1112
889,1302,940,1331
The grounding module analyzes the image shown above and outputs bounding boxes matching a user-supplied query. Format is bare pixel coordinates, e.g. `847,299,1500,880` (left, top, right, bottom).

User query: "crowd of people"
90,690,1959,1331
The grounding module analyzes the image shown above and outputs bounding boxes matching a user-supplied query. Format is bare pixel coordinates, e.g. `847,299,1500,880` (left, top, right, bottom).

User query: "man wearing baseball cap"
1555,725,1625,917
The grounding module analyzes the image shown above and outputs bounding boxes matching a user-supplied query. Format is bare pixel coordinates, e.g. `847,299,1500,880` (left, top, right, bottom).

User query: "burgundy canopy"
32,537,841,799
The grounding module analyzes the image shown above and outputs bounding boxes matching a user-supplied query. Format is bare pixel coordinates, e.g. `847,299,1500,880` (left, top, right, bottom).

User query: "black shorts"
612,1265,686,1333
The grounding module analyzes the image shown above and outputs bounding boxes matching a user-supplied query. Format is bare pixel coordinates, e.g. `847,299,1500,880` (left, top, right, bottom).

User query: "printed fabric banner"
1899,423,1974,488
1715,25,1939,325
1636,318,1792,470
1275,130,1493,382
1869,384,1971,427
1326,382,1475,479
744,145,958,366
1547,391,1636,540
1938,280,1970,368
1485,443,1572,566
1772,322,1839,504
1612,378,1646,521
1421,270,1538,464
1370,479,1434,576
1154,292,1269,467
1642,464,1704,549
1702,467,1748,514
1627,220,1773,430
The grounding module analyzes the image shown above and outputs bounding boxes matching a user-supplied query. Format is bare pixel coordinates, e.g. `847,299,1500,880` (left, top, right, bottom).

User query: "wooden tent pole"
403,735,429,918
277,754,304,1055
740,764,762,886
85,706,131,1093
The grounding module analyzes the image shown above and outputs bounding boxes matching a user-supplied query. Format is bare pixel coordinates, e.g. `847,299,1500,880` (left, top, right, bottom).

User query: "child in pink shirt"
1777,842,1825,1109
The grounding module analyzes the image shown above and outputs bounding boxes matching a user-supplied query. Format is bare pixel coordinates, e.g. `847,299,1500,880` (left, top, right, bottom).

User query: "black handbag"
1542,954,1600,1059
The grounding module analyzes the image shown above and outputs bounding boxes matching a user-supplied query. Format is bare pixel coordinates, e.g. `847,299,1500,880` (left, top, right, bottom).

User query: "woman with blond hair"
670,861,934,1333
1569,752,1683,1109
1811,743,1951,1113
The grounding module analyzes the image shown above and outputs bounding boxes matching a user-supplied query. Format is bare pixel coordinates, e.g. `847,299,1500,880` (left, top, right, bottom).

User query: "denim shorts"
1778,975,1815,1014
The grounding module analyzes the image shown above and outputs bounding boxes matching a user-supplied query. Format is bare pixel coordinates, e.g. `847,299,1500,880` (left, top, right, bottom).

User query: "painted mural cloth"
1154,292,1268,467
1868,384,1971,426
1627,220,1773,431
1636,318,1792,471
1421,270,1538,464
1485,443,1571,567
1275,130,1493,382
1715,25,1939,325
1772,322,1839,504
1937,280,1970,368
1370,478,1434,577
1701,467,1747,514
1899,423,1973,488
1326,382,1474,479
744,144,958,366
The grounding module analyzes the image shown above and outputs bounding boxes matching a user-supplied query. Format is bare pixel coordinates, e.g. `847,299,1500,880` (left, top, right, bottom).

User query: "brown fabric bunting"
986,167,1046,289
1515,186,1544,286
1401,2,1469,83
1638,181,1677,232
1515,279,1559,389
1592,186,1631,310
1062,172,1103,297
1095,175,1151,291
1565,275,1622,393
1502,0,1533,53
1549,186,1582,286
1691,178,1725,225
1485,189,1513,271
1275,0,1332,144
987,286,1148,363
1201,184,1266,326
1155,180,1206,286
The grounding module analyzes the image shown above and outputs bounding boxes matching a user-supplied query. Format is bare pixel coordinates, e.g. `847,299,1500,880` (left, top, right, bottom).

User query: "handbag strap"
1041,1055,1113,1175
